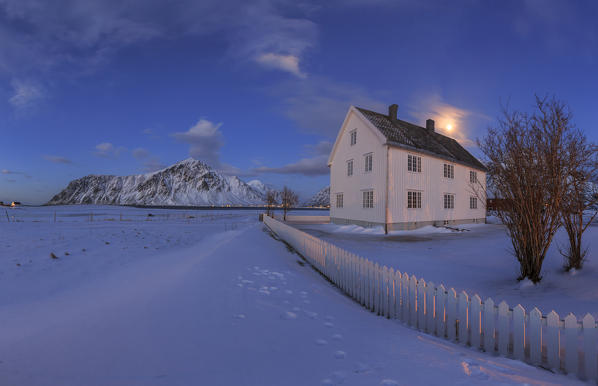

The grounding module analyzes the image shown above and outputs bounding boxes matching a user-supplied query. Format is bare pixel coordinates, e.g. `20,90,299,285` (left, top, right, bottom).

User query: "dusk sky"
1,0,597,204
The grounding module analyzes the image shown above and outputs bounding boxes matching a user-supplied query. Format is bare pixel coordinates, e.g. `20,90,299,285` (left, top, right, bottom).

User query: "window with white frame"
408,154,422,172
364,153,373,172
347,160,353,176
336,193,344,208
362,190,374,208
443,163,454,179
443,193,455,209
470,196,477,209
407,191,422,209
350,130,357,146
470,171,477,183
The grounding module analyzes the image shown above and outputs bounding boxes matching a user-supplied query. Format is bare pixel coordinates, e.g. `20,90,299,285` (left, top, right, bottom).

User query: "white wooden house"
328,104,487,232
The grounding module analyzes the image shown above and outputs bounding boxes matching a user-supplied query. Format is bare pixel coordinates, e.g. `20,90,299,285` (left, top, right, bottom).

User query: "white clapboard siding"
262,215,598,382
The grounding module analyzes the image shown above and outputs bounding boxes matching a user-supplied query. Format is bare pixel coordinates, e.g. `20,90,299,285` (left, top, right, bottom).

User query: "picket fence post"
470,294,482,349
513,304,525,361
565,313,578,375
582,313,597,381
546,310,561,370
529,308,542,365
409,275,418,327
498,301,509,356
447,288,457,341
436,285,446,338
483,298,495,353
401,273,410,323
418,279,426,330
426,281,435,334
458,291,469,345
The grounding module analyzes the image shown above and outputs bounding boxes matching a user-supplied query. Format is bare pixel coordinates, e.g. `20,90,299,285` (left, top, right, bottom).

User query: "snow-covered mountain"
47,158,265,206
303,186,330,207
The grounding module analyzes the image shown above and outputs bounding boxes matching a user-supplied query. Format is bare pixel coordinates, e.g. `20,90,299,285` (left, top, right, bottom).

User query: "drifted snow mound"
303,186,330,207
47,158,265,206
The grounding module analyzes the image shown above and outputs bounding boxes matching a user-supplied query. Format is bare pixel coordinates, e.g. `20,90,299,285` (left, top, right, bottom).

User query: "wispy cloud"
8,79,44,109
407,93,489,147
252,140,332,176
43,155,72,164
132,147,164,172
94,142,125,158
255,53,305,78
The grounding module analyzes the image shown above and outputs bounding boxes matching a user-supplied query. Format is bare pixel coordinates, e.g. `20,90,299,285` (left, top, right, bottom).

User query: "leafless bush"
479,96,574,283
281,186,298,221
265,190,277,217
559,135,598,271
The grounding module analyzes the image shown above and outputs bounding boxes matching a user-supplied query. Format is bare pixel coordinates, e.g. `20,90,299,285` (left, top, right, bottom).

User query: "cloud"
132,147,164,172
43,155,72,164
251,141,332,176
1,169,11,174
255,53,305,78
276,77,387,137
171,119,224,167
0,0,320,108
8,79,44,108
94,142,125,158
407,94,489,147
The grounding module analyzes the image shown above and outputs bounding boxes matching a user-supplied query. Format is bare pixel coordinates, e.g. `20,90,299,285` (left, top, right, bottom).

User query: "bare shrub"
265,190,278,217
280,186,298,221
479,96,574,283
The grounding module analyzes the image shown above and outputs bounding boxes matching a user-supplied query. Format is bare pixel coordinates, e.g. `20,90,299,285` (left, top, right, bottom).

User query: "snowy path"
0,224,582,385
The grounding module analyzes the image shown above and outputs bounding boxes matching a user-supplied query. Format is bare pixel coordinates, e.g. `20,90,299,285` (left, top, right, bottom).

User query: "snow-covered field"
0,206,582,385
294,220,598,319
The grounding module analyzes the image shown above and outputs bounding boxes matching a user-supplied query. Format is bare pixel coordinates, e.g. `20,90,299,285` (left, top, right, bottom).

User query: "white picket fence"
263,215,598,382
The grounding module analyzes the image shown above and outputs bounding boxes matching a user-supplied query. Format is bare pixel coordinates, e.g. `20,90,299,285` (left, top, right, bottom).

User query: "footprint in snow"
331,334,343,341
304,311,318,319
380,380,399,385
353,362,371,374
325,315,334,321
285,290,293,295
302,299,311,304
234,314,246,319
292,306,301,312
315,339,328,346
324,322,334,328
334,351,346,359
299,291,308,297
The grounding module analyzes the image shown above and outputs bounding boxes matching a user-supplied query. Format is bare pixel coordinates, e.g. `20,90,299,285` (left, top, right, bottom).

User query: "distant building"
328,104,487,232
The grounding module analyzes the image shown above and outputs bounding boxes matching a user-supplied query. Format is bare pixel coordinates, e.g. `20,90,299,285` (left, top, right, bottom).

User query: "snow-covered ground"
0,206,582,385
294,220,598,319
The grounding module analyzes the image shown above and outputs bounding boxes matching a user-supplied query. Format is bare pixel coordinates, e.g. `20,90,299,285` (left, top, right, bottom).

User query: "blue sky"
1,0,597,204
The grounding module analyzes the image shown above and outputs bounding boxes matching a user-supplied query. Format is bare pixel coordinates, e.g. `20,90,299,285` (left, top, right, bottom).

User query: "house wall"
387,146,486,229
329,110,387,226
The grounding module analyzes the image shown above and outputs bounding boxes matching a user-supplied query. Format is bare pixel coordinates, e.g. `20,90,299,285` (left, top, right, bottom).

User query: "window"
364,153,373,172
347,160,353,176
336,193,344,208
470,171,477,183
443,164,454,179
408,154,422,172
443,194,455,209
470,196,477,209
362,190,374,208
407,191,422,209
350,130,357,146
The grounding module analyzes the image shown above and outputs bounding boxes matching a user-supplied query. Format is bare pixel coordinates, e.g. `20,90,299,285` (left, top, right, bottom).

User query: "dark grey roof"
356,107,487,172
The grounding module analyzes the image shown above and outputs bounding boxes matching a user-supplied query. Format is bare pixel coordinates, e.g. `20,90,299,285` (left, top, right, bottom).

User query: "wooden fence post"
529,307,542,365
513,304,526,361
582,313,597,381
409,275,418,327
436,284,446,338
498,301,509,356
546,310,560,370
402,273,410,323
388,267,396,319
565,313,579,375
447,288,457,341
483,298,495,353
426,281,435,334
458,291,469,345
470,294,482,349
418,279,426,331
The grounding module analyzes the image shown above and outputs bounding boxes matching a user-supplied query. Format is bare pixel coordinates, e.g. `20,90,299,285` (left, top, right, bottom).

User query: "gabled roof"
356,107,487,172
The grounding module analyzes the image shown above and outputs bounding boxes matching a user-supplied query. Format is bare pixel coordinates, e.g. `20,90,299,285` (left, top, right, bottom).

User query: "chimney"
388,104,398,123
426,119,435,132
